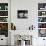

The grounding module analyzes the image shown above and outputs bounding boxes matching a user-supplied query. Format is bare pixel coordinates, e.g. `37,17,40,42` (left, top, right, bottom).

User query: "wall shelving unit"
0,3,8,37
38,3,46,37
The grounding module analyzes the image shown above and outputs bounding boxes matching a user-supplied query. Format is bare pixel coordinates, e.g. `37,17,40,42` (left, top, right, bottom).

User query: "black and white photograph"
17,10,28,19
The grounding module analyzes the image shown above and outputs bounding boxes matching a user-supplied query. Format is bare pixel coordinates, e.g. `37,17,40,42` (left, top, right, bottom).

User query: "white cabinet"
38,37,46,46
0,35,8,45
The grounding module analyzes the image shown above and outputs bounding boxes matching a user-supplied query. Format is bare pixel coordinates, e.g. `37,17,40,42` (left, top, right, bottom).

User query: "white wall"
11,0,38,30
11,0,46,30
11,0,38,45
11,0,46,46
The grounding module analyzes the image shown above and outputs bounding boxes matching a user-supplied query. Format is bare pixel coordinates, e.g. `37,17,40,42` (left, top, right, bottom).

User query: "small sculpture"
11,23,16,30
29,25,35,30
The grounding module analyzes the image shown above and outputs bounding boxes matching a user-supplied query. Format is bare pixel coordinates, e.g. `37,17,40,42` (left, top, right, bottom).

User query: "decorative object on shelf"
42,11,46,16
38,17,46,22
0,17,8,22
11,23,16,30
38,17,43,22
0,11,8,16
29,25,35,30
0,30,8,37
38,3,46,10
0,3,8,10
5,6,8,10
38,11,46,16
38,23,46,28
39,29,46,37
40,8,44,10
0,23,8,37
17,10,28,19
42,12,45,15
0,23,8,30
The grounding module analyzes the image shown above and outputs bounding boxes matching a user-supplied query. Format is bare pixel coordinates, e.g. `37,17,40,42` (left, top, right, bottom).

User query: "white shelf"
38,10,46,11
0,10,8,11
38,28,46,29
0,16,8,17
0,22,8,23
38,22,46,23
38,16,46,17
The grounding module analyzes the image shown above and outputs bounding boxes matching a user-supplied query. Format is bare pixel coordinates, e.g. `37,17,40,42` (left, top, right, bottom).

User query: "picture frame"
17,10,28,19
